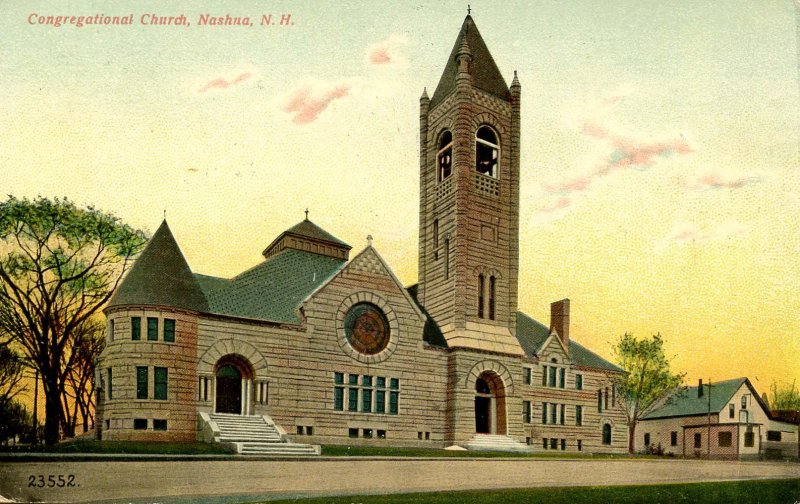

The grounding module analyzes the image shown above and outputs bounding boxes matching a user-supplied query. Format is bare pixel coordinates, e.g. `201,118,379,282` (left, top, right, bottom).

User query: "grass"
319,445,649,459
0,439,233,455
257,479,800,504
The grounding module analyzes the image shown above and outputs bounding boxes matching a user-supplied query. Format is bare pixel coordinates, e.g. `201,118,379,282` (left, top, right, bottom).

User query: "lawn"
320,445,649,459
258,479,800,504
0,439,233,455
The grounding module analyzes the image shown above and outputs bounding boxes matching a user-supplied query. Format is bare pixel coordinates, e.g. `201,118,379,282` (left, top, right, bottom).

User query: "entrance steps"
463,434,532,453
199,413,320,456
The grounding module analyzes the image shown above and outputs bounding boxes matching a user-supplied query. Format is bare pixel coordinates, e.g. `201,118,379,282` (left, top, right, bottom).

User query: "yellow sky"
1,1,798,398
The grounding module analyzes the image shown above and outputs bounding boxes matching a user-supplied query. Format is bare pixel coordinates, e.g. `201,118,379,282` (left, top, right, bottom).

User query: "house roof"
107,220,208,312
429,15,511,108
515,312,623,372
196,248,346,324
262,218,351,257
643,377,749,420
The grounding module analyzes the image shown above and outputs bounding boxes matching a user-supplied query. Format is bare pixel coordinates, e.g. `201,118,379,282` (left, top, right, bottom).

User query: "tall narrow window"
109,320,115,342
107,368,113,400
147,317,158,341
348,374,359,412
477,274,485,318
136,366,148,399
694,433,702,449
437,131,453,182
575,405,583,426
559,404,565,425
523,368,531,385
612,384,616,406
362,375,373,413
550,403,557,424
604,387,609,409
433,219,439,260
542,366,548,386
131,317,141,340
389,378,399,415
729,403,735,419
523,400,531,424
376,377,386,414
558,368,565,388
671,431,678,446
444,238,450,279
542,402,548,424
163,319,175,343
475,126,499,178
549,366,557,387
576,374,583,390
334,373,344,411
597,390,603,413
603,424,612,445
488,276,496,320
154,367,168,400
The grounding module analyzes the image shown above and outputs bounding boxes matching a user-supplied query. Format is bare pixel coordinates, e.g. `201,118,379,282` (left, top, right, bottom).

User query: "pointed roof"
429,15,511,108
108,220,208,312
262,218,351,258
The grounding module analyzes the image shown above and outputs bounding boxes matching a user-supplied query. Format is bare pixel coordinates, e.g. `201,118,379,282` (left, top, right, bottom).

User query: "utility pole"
32,369,39,445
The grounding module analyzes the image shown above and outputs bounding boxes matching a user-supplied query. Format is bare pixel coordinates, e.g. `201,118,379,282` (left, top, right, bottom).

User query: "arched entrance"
474,371,506,435
214,355,254,415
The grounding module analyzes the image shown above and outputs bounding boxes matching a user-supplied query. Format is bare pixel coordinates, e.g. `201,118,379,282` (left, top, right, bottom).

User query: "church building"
96,14,628,454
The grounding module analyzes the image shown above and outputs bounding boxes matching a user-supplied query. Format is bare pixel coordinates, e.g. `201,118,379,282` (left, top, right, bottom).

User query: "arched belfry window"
488,275,496,320
475,126,499,178
437,131,453,182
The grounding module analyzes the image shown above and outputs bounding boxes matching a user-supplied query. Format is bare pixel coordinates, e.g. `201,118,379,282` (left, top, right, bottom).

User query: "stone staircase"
200,413,320,456
463,434,533,453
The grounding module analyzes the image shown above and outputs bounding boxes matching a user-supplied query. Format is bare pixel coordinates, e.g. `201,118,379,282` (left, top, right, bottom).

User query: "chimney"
698,379,704,398
550,299,570,351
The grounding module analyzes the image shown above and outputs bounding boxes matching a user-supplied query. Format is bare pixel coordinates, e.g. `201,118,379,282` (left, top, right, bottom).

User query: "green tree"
0,196,146,445
768,380,800,411
0,399,33,445
613,332,685,454
0,345,25,410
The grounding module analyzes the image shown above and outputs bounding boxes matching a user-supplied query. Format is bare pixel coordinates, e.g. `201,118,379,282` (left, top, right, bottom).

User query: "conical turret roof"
108,220,208,312
429,15,511,108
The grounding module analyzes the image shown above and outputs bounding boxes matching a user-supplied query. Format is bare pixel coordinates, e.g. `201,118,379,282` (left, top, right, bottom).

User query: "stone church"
96,15,628,454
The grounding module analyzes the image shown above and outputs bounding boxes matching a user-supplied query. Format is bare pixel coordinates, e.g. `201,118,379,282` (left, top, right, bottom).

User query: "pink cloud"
198,72,251,93
369,47,392,65
666,221,747,245
537,197,572,214
365,36,407,66
683,171,762,191
282,84,350,124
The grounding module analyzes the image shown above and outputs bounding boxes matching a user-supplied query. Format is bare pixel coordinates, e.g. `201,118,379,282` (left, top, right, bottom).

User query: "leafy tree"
613,332,685,454
768,380,800,411
0,345,25,410
0,196,146,445
0,399,33,445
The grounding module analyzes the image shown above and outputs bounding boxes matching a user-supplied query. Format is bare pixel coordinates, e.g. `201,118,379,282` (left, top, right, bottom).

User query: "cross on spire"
304,208,309,220
467,5,471,15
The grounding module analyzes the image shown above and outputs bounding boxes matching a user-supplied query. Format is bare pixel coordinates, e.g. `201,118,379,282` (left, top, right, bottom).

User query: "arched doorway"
214,355,254,415
474,371,506,435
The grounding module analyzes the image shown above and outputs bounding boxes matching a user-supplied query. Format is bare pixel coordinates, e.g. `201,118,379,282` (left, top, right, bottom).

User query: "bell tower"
417,15,523,356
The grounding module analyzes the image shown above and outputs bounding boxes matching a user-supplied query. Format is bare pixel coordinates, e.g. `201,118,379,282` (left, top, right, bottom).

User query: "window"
729,403,735,419
348,428,358,438
107,368,113,400
153,419,167,431
131,317,141,340
644,433,651,446
425,432,430,440
550,403,557,424
744,431,754,447
602,424,612,445
478,274,485,318
612,385,616,406
109,319,115,342
558,368,565,389
575,374,583,390
718,431,732,447
523,367,531,385
560,439,566,451
334,372,344,410
560,404,565,425
433,219,439,260
475,126,499,178
488,276,496,320
543,438,548,449
550,438,558,450
363,429,373,439
297,426,304,435
575,405,583,426
523,401,531,424
389,378,399,415
163,319,175,342
767,431,782,442
136,366,148,399
542,402,548,424
444,238,450,279
604,387,609,409
348,374,359,412
376,376,386,414
694,433,702,449
133,418,147,430
598,390,603,413
437,130,453,182
377,430,386,439
671,431,678,447
306,426,314,436
154,367,168,400
147,317,158,341
362,376,373,413
577,439,582,451
741,395,747,409
542,366,548,386
549,367,557,387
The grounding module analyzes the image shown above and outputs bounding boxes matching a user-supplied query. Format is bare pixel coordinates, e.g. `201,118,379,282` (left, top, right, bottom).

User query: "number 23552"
28,474,77,488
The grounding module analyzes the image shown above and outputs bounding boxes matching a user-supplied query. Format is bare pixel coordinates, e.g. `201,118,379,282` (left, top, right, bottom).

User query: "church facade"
96,15,628,453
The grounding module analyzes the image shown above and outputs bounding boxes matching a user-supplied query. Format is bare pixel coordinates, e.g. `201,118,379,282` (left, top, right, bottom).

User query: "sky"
1,0,798,397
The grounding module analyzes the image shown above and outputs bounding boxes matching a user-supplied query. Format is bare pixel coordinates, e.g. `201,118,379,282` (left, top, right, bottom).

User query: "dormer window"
475,126,498,178
437,131,453,182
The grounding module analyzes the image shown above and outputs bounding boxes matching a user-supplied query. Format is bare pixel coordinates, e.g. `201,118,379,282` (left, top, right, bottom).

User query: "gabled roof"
515,312,623,372
108,220,208,312
197,248,346,324
429,15,511,108
262,218,351,257
643,377,749,420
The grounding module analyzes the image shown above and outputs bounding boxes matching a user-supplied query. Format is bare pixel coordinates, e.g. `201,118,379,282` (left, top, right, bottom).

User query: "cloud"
662,221,748,247
198,72,252,93
282,82,350,124
682,170,763,191
365,35,408,66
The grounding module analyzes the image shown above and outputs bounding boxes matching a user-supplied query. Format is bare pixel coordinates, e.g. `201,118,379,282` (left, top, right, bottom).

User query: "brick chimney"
550,299,570,351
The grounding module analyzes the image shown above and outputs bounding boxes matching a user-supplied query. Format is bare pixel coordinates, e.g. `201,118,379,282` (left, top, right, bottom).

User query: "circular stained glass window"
344,303,391,355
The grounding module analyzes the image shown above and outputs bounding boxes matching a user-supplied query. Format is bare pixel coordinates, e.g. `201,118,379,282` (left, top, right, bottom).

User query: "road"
1,457,799,503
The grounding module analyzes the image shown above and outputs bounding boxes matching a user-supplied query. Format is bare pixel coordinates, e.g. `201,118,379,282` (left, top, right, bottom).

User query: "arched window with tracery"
475,126,499,178
437,130,453,182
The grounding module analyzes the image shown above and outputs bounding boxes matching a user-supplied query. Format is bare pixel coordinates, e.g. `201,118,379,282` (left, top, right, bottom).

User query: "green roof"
430,15,511,108
643,377,748,420
262,218,351,257
515,312,623,372
108,220,208,312
197,248,346,324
